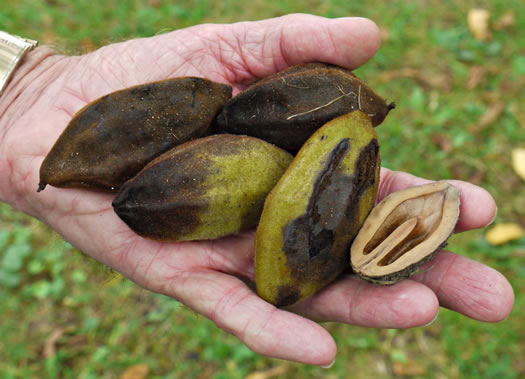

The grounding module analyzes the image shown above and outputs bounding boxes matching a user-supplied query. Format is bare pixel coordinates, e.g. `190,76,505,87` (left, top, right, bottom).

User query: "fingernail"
422,309,440,327
320,358,336,369
488,206,498,226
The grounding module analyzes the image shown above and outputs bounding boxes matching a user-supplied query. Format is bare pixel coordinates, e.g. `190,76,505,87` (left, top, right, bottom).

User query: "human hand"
0,14,514,366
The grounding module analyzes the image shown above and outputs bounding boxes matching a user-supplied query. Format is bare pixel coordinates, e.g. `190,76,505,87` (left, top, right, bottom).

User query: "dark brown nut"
38,77,232,192
215,63,394,152
255,111,381,307
351,181,461,284
112,134,293,241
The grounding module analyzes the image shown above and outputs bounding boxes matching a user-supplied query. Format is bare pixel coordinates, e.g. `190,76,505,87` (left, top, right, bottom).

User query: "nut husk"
113,134,293,241
255,111,381,307
38,77,232,192
351,181,461,284
215,63,394,152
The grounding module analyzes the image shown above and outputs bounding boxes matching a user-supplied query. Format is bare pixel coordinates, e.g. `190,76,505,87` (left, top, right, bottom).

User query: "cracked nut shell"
112,134,293,241
255,111,381,307
38,77,232,192
351,181,461,284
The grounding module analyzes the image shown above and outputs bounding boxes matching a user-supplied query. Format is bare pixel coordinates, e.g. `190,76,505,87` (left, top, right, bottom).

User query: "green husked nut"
255,111,381,307
38,77,232,192
215,63,395,152
112,134,293,241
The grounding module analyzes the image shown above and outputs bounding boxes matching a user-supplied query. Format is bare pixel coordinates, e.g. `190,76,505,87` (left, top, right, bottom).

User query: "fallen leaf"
431,133,452,153
466,65,486,89
512,148,525,181
62,296,78,308
63,334,89,350
42,14,54,28
467,170,486,186
104,270,124,287
481,90,502,104
513,357,525,376
42,31,58,46
375,356,389,375
81,37,96,52
429,90,440,112
148,0,162,7
245,364,289,379
379,26,391,41
499,79,517,93
494,11,516,30
450,160,487,185
44,326,75,358
469,101,505,132
120,364,150,379
392,359,427,377
509,103,525,128
184,351,199,360
378,68,453,90
512,250,525,258
486,224,525,245
468,8,492,41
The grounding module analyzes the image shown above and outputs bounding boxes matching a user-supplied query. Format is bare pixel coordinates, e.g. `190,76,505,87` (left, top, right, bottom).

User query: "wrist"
0,46,66,214
0,46,59,124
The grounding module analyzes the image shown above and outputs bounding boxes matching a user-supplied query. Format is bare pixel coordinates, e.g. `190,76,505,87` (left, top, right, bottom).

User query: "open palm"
0,14,514,365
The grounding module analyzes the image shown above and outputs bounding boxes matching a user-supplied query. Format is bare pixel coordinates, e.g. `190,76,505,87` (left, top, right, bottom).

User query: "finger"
216,14,381,83
412,250,514,322
136,231,257,283
291,274,439,328
204,230,257,278
165,269,336,366
379,168,497,232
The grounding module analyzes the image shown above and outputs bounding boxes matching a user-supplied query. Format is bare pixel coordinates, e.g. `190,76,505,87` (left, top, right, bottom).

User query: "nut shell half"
351,181,461,284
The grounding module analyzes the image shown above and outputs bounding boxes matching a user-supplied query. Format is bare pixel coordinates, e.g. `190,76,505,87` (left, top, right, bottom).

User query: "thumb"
222,14,382,80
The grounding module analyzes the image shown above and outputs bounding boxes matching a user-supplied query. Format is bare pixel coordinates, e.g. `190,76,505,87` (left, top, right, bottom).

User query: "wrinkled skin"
0,14,514,366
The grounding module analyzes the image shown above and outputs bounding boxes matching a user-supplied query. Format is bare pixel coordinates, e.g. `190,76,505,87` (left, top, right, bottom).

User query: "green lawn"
1,1,524,378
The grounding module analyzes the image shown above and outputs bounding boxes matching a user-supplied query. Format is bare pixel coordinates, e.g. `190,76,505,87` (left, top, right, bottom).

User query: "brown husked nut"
38,77,232,192
214,63,395,152
350,181,461,284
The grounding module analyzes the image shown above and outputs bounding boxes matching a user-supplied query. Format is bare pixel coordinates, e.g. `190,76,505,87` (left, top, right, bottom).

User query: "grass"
1,0,524,378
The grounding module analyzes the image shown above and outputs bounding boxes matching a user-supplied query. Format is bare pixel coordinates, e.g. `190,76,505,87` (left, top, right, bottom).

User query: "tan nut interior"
351,181,461,278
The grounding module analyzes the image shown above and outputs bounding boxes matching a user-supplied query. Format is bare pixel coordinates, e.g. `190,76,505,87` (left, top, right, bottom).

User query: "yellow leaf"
392,359,428,377
245,364,289,379
486,224,524,246
467,8,492,41
512,148,525,181
120,364,150,379
104,269,123,288
494,10,516,30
